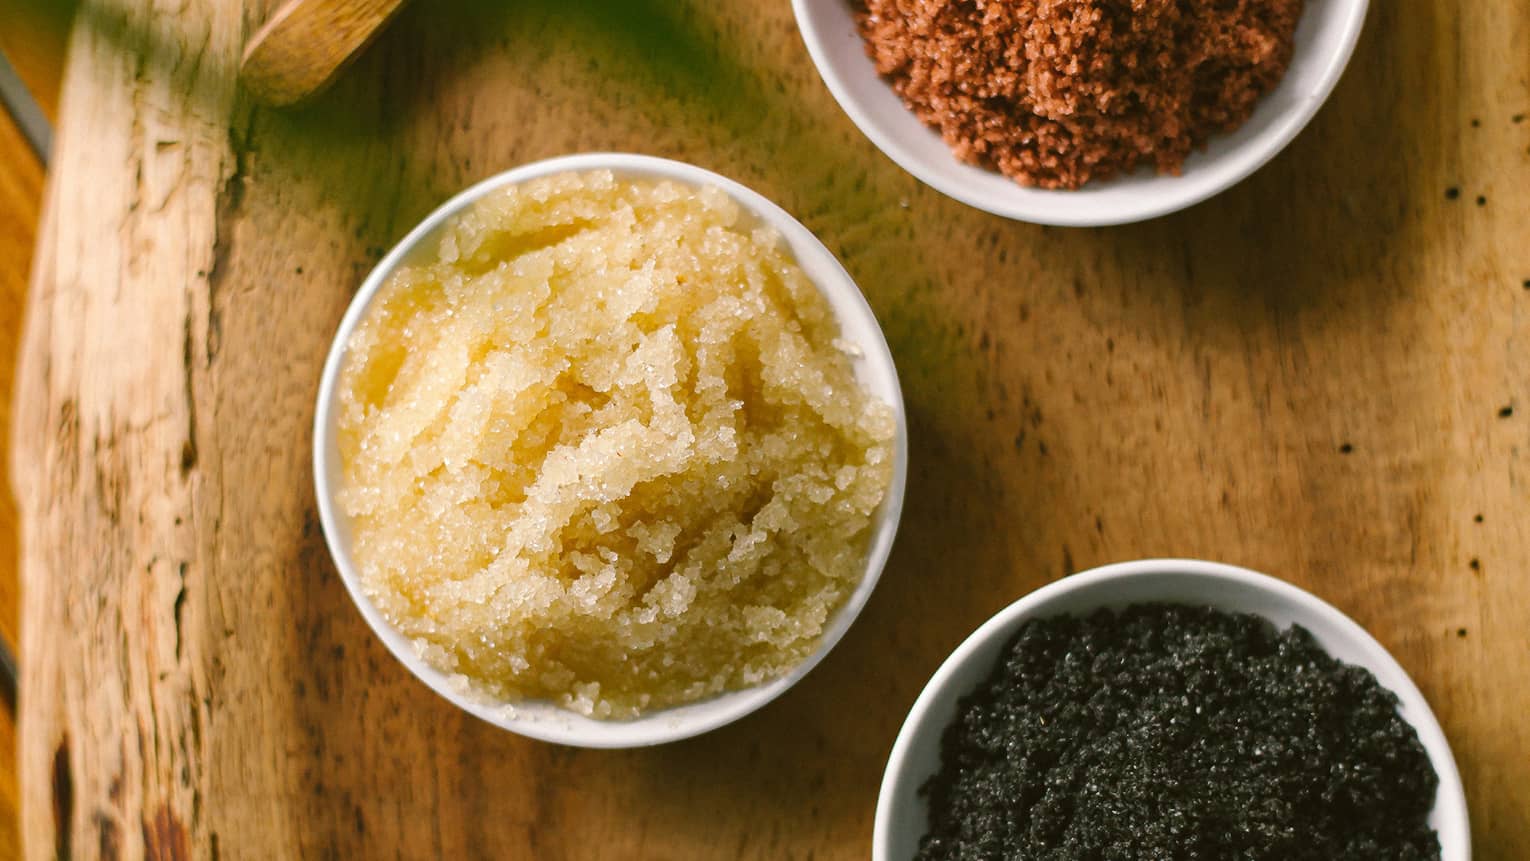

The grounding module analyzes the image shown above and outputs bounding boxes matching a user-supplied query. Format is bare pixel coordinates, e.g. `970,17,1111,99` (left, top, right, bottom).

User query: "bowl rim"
312,152,909,748
873,558,1470,859
792,0,1371,225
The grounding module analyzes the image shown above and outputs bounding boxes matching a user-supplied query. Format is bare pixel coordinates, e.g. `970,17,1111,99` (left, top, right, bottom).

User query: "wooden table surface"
1,1,70,855
15,1,1530,857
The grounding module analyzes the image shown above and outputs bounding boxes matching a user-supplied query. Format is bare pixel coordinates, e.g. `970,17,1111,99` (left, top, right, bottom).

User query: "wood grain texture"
0,101,45,861
1,2,67,852
0,66,45,674
15,1,1530,858
240,0,410,106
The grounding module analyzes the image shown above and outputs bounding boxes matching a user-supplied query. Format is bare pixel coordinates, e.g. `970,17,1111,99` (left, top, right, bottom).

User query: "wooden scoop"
240,0,412,106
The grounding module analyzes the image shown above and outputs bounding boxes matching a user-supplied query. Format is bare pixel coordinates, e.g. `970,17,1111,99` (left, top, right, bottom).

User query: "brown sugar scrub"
336,171,895,719
855,0,1305,189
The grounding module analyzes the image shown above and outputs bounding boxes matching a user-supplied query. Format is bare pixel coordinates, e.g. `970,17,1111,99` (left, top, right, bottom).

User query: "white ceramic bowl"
875,559,1469,859
313,153,908,747
793,0,1369,225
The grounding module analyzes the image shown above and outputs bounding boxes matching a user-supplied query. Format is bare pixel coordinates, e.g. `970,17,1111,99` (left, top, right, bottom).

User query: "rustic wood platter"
17,0,1530,857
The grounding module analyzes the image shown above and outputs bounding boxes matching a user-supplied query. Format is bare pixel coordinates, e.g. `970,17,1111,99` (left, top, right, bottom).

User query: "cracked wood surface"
15,1,1530,858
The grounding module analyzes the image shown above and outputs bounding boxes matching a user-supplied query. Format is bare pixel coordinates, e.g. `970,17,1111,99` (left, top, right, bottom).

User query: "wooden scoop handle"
240,0,411,106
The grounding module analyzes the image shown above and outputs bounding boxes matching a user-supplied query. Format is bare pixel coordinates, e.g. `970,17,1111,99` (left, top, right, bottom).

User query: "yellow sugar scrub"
336,170,895,719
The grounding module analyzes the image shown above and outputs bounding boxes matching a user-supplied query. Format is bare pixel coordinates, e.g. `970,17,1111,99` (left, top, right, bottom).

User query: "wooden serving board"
17,1,1530,857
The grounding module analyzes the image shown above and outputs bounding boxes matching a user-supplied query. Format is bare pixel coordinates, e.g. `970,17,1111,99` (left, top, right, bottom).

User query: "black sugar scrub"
918,604,1440,860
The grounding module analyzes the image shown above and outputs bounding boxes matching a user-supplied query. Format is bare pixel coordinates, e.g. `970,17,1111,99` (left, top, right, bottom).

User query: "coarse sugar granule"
919,603,1440,860
337,171,894,719
856,0,1304,189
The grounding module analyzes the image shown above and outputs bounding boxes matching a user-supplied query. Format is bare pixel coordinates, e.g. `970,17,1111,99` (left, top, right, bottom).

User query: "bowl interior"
313,153,908,747
794,0,1369,225
874,560,1469,860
